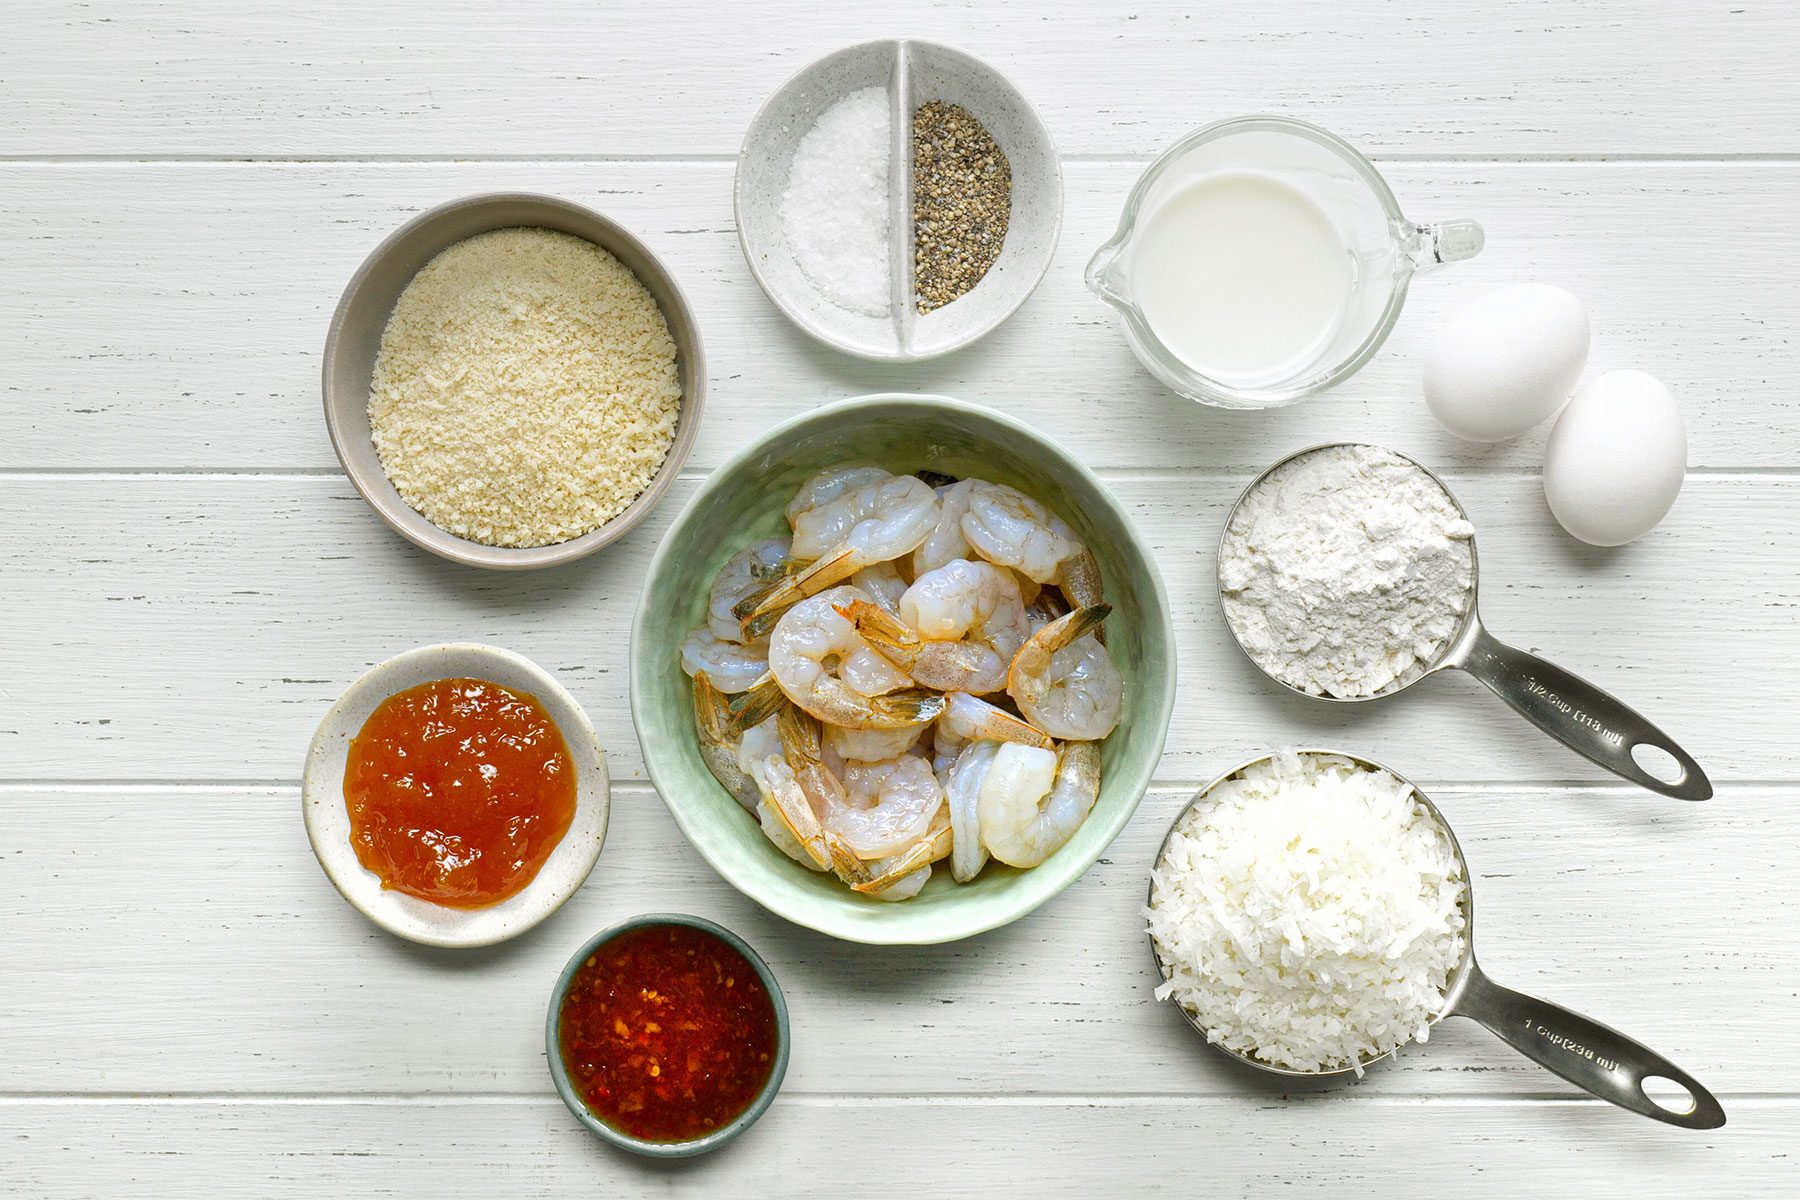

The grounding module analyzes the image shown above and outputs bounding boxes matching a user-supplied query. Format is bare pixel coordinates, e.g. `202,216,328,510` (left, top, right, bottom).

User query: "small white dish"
735,39,1061,362
302,643,610,948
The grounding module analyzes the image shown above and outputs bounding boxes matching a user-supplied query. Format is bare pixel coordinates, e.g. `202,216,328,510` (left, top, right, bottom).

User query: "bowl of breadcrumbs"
324,192,704,569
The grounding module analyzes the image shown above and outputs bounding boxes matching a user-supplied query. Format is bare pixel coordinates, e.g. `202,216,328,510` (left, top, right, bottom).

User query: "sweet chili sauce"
558,924,779,1143
343,677,576,908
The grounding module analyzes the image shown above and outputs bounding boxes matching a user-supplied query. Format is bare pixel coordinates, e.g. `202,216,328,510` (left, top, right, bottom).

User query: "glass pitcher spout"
1406,218,1485,273
1084,237,1133,310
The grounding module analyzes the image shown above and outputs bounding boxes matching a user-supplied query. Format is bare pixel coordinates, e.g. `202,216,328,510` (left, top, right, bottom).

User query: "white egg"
1542,370,1686,546
1424,283,1590,442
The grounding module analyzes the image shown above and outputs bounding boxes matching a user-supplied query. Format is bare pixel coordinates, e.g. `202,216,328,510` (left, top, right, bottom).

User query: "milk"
1131,171,1353,385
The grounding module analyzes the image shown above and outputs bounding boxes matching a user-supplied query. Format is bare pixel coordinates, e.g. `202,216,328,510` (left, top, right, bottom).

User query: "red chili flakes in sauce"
558,924,778,1143
343,677,576,908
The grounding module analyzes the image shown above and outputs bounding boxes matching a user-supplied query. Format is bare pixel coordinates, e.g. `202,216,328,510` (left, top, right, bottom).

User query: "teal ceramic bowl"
629,393,1177,944
546,913,790,1157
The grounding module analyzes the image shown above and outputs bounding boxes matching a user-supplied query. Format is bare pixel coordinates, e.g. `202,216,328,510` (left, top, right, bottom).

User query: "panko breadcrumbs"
368,227,682,548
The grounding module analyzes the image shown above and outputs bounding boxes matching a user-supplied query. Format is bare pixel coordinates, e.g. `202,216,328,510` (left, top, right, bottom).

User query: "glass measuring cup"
1086,116,1484,409
1217,443,1711,800
1148,748,1725,1129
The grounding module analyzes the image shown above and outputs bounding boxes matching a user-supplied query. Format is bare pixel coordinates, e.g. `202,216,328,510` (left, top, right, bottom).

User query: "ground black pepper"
911,101,1012,313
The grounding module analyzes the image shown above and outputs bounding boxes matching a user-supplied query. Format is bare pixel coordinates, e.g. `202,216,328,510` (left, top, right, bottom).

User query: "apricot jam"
558,924,779,1143
343,677,576,908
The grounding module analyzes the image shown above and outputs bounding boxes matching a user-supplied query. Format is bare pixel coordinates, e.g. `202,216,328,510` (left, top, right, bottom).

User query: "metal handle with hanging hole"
1453,960,1726,1129
1452,622,1711,800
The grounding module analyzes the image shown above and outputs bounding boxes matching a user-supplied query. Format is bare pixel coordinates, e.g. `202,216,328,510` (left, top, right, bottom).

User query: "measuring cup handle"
1408,219,1485,271
1454,962,1725,1129
1458,625,1711,800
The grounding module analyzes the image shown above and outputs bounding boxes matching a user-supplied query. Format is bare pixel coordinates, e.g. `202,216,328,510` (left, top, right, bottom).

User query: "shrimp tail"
840,600,1011,696
1053,548,1106,610
836,599,923,669
774,705,875,887
870,687,948,726
1036,603,1111,655
693,673,760,813
851,823,953,894
726,674,786,734
735,544,860,624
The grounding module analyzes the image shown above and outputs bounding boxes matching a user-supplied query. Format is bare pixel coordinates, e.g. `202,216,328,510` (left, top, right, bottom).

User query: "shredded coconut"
367,227,681,548
1219,444,1475,698
1145,750,1468,1075
780,86,892,316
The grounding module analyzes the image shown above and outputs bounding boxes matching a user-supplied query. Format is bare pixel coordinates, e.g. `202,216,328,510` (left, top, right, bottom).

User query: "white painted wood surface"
3,2,1797,1194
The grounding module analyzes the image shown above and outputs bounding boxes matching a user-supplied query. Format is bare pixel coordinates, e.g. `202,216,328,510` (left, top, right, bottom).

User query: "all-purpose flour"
1219,445,1475,698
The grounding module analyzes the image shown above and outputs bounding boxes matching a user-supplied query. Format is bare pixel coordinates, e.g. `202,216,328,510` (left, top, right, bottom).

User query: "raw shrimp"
756,788,826,872
961,481,1105,607
853,803,952,895
778,706,945,886
835,559,1027,695
731,712,825,871
978,741,1101,868
693,673,760,813
1007,604,1123,740
752,711,871,885
680,627,770,694
840,599,1011,696
901,558,1028,665
911,479,979,576
830,754,946,859
789,470,925,558
862,864,931,901
837,640,915,698
708,536,798,644
850,560,909,615
737,711,781,767
825,720,925,764
740,475,939,626
786,464,891,531
750,754,861,879
932,690,1052,773
943,740,1000,882
766,586,946,729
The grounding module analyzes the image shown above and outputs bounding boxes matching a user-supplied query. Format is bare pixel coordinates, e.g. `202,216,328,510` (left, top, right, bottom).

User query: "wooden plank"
3,160,1797,471
0,474,1787,785
0,1095,1792,1196
4,1,1795,158
0,782,1787,1096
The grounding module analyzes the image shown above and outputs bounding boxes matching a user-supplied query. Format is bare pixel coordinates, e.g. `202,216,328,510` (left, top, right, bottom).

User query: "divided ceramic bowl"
629,394,1176,944
302,642,610,947
735,40,1062,361
322,192,705,570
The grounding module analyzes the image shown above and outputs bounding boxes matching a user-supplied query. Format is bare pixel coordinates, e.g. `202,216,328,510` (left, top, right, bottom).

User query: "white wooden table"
4,3,1797,1194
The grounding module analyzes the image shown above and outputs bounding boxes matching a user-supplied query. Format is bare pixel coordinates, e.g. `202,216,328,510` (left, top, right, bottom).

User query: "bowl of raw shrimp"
629,393,1176,944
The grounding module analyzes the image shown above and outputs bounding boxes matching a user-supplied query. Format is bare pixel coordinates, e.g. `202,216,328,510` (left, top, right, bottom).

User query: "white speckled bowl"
302,643,610,948
735,39,1061,361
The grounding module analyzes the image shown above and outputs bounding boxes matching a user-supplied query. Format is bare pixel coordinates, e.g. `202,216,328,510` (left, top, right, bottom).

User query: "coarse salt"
780,87,892,316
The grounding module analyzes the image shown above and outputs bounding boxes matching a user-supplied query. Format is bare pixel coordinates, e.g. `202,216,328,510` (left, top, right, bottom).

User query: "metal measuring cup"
1217,443,1710,800
1147,749,1725,1129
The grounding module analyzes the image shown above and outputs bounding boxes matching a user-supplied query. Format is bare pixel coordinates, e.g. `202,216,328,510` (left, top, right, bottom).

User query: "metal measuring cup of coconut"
1214,442,1709,800
1145,748,1724,1129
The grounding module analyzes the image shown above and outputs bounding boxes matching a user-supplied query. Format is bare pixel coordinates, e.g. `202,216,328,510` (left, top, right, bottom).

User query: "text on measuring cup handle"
1523,1019,1620,1073
1520,675,1624,746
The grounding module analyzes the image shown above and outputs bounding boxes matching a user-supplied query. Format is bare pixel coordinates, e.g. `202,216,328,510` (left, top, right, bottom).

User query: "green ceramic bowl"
629,393,1177,944
546,913,790,1157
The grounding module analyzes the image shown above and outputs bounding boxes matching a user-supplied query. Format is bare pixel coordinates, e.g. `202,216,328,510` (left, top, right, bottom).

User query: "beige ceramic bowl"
322,192,704,570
